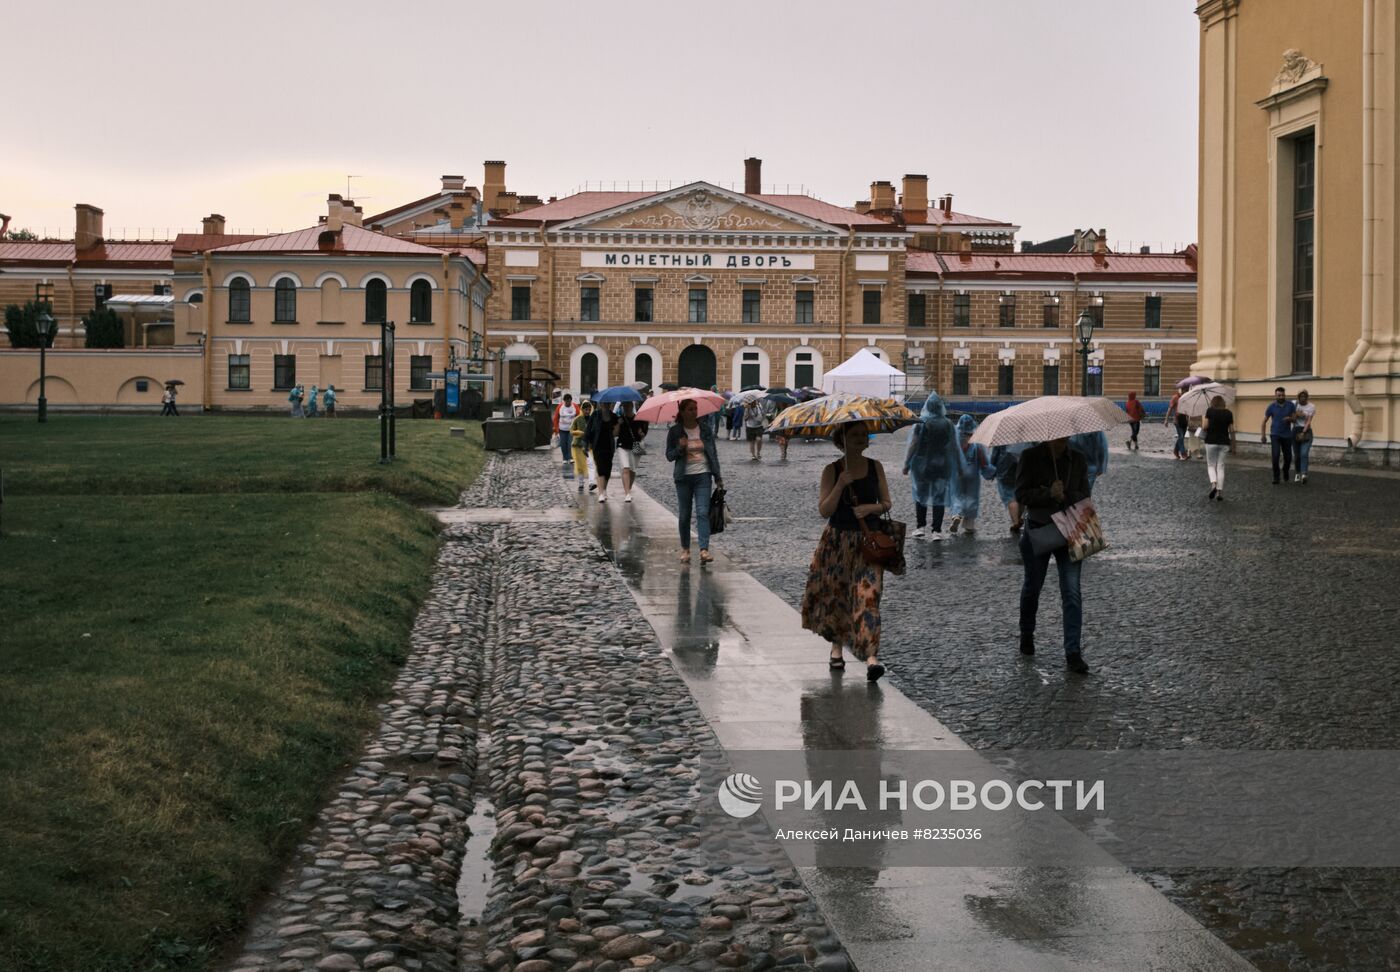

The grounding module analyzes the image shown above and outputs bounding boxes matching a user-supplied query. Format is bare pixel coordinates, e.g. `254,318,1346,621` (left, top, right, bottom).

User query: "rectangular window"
1043,299,1060,327
365,353,384,390
998,363,1015,396
862,290,881,325
1292,130,1315,374
1143,363,1161,397
580,286,599,322
952,362,970,395
688,288,707,323
410,354,432,390
907,292,926,327
999,294,1016,327
94,283,111,309
795,290,814,324
228,353,250,390
742,288,761,324
274,283,296,323
1085,362,1104,396
273,353,296,389
511,286,531,321
953,293,970,327
794,351,814,389
1043,364,1060,395
1145,294,1162,329
1090,299,1104,328
740,351,761,389
634,287,653,323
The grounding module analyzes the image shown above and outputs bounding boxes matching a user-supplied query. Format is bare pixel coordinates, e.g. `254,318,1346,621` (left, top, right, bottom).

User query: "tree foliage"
3,227,39,241
83,307,125,348
4,301,56,348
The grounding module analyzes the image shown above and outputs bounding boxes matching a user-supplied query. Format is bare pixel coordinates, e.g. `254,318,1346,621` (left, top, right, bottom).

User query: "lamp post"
35,309,55,422
379,320,396,463
1075,309,1096,397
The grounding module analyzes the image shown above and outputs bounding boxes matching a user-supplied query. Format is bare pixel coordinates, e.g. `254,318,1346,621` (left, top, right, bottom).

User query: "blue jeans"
1270,435,1293,481
675,473,713,551
1293,435,1312,475
1173,423,1187,457
1019,530,1083,656
558,431,572,465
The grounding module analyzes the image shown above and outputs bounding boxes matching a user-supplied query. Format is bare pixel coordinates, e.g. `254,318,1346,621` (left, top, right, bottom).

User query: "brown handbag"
845,473,906,574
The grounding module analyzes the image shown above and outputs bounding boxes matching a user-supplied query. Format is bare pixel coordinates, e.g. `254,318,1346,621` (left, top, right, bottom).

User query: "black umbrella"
764,386,793,396
765,392,797,409
164,379,185,386
740,384,765,392
659,382,680,391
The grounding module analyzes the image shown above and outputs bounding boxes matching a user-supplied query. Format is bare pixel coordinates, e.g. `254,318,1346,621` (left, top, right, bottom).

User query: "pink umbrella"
635,388,726,424
1176,375,1212,390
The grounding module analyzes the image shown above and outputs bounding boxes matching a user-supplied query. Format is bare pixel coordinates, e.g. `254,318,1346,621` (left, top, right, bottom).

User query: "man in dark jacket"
1014,438,1093,673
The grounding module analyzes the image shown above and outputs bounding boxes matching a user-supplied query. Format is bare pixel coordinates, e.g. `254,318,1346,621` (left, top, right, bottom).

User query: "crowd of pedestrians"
287,383,336,418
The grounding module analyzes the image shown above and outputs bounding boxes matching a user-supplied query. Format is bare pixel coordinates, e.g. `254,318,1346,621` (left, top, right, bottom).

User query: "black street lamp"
1075,309,1096,397
379,320,396,463
35,308,55,422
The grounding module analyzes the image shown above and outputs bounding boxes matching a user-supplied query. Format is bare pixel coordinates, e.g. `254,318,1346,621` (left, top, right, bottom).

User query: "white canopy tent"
821,347,905,397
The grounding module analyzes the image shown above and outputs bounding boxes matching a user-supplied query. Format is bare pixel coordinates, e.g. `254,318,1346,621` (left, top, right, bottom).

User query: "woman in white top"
1292,390,1316,483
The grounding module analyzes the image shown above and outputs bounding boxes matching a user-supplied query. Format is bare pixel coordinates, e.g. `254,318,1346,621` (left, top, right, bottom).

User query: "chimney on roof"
0,213,11,238
499,191,519,214
958,236,972,263
75,203,104,250
441,174,466,191
869,181,896,213
326,194,344,233
201,214,226,235
349,204,365,228
483,160,507,210
1140,245,1151,254
854,201,872,214
901,175,928,224
448,201,467,230
549,196,558,203
1093,237,1108,266
941,194,953,217
744,157,762,195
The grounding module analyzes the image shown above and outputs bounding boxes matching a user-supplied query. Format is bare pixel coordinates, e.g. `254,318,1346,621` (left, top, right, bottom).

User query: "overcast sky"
2,0,1198,249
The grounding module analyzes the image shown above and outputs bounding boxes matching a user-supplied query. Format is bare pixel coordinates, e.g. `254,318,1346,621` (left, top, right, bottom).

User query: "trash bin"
531,407,553,447
482,417,537,451
412,398,434,419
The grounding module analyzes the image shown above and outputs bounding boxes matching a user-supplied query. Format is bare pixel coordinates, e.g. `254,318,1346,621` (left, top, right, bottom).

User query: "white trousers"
1205,444,1228,490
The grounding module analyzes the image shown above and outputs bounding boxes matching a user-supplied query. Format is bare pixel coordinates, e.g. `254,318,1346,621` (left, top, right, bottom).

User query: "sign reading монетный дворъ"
579,252,817,270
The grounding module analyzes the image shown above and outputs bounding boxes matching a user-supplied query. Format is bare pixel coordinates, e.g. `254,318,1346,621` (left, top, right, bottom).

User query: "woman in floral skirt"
801,422,893,681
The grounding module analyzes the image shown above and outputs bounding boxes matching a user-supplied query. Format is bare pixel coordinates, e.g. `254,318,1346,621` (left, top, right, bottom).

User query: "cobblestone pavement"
223,454,854,972
643,425,1400,972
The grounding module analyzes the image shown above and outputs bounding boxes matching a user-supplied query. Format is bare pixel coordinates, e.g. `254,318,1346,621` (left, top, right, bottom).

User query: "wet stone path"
223,454,854,972
646,425,1400,972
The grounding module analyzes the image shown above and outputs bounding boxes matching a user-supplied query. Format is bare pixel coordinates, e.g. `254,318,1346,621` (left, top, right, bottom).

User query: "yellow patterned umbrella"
767,393,918,438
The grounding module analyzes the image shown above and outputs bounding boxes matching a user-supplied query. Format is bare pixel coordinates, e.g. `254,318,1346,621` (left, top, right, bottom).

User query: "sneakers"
589,482,597,492
929,530,944,542
1301,473,1308,483
577,483,585,493
1066,654,1090,674
1019,632,1035,656
624,494,633,503
912,527,926,539
1208,486,1218,500
948,515,963,534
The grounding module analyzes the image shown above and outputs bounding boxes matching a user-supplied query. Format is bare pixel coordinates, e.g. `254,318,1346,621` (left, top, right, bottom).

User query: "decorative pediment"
557,182,840,234
1272,49,1322,93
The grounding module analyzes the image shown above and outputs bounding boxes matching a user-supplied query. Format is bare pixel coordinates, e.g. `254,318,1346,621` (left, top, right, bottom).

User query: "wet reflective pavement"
580,485,1254,972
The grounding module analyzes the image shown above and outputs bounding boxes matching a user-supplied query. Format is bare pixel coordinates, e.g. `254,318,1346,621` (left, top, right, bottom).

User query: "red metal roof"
920,208,1015,228
906,250,1195,278
0,240,173,268
173,232,265,253
214,223,447,256
497,188,892,229
0,242,74,265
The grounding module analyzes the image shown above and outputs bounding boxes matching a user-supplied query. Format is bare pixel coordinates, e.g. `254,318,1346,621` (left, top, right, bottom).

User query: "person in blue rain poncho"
1069,431,1109,494
902,393,963,541
948,413,996,535
990,442,1030,534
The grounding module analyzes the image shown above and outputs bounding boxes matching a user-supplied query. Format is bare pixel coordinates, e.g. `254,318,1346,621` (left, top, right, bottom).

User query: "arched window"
581,352,599,394
228,278,250,322
365,279,387,324
273,278,296,322
409,279,432,323
635,353,653,388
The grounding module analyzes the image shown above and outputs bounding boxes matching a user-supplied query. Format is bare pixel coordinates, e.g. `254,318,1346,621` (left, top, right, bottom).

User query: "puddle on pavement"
456,728,497,932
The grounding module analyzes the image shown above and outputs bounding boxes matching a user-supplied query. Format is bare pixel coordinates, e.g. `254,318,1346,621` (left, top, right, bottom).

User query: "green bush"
4,300,56,348
82,306,124,348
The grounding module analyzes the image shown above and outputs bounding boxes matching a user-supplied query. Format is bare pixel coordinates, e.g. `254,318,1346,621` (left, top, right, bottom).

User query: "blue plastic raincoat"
990,442,1030,506
902,393,963,508
950,413,996,518
1069,432,1109,493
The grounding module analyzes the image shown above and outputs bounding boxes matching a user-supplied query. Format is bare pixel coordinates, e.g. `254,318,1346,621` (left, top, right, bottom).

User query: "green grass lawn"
0,415,484,972
0,414,478,506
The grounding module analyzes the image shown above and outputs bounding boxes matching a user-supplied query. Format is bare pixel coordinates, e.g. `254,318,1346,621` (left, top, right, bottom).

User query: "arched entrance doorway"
677,344,716,389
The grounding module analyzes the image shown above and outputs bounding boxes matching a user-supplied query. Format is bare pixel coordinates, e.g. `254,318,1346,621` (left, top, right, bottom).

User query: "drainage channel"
455,726,498,961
